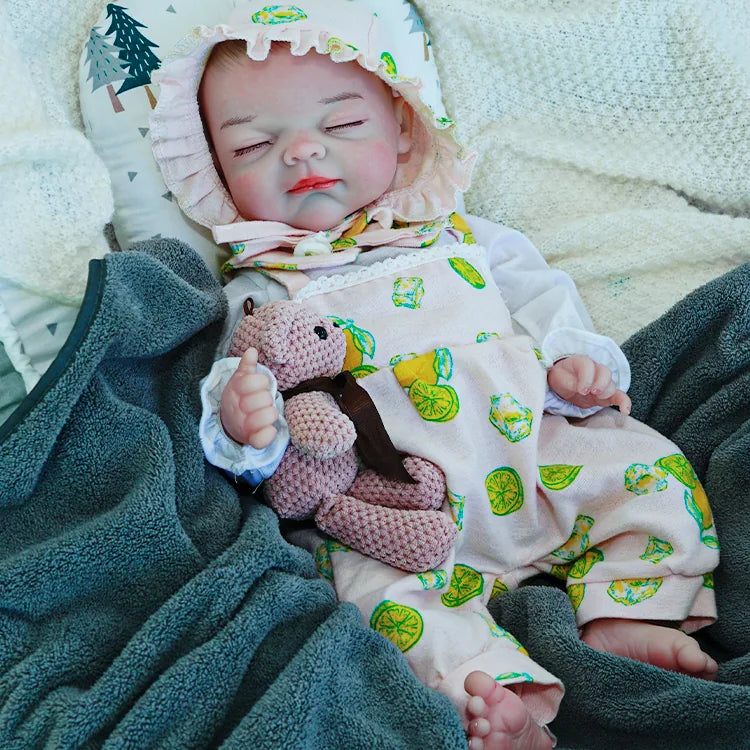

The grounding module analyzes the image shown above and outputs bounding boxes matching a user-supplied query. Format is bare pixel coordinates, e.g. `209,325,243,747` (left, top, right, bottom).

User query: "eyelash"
232,121,365,157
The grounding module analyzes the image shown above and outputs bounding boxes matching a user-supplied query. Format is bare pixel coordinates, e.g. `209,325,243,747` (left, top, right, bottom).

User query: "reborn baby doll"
150,2,720,747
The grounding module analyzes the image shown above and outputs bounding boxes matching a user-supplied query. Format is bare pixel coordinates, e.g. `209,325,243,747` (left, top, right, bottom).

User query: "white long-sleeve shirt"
200,214,630,485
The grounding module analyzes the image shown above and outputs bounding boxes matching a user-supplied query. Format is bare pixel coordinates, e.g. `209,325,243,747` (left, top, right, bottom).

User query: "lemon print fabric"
551,515,594,561
392,348,460,422
440,564,484,607
539,464,582,491
496,672,534,683
685,485,719,548
624,463,668,495
448,213,476,244
380,51,398,77
314,542,333,582
251,5,307,24
655,453,698,488
370,600,424,653
567,583,586,612
489,394,533,443
392,277,424,309
568,548,604,579
328,316,378,379
490,579,509,599
640,536,674,564
417,569,448,591
607,578,663,606
447,489,465,530
448,257,485,288
485,466,524,516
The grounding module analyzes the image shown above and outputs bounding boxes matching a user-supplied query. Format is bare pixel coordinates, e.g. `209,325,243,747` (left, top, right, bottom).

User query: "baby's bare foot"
464,671,554,750
582,618,718,680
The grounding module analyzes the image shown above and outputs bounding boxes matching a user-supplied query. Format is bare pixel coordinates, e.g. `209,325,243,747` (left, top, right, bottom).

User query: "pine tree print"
84,27,128,113
105,4,161,108
401,0,430,60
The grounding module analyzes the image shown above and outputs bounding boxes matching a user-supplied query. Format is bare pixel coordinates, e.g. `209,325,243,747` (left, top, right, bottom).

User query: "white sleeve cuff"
199,357,289,483
540,327,631,418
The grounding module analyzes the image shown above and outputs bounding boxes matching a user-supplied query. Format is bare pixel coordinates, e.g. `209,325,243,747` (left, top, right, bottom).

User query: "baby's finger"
239,389,275,414
589,365,614,396
609,390,632,416
236,347,259,373
571,356,595,394
245,404,279,431
232,371,271,395
247,424,278,450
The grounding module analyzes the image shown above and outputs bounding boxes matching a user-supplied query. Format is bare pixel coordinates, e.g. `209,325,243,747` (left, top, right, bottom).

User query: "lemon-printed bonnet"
149,0,475,245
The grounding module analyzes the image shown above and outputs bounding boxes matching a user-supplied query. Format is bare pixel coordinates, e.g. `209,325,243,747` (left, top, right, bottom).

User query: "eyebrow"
220,114,256,130
219,92,363,129
318,92,363,105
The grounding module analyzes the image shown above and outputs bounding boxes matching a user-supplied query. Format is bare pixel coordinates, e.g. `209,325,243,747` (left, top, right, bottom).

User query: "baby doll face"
200,44,412,231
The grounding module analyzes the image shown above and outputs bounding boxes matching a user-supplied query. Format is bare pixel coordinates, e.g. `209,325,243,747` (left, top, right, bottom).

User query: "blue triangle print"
47,322,58,335
139,127,149,137
162,191,173,201
167,4,176,12
128,172,137,182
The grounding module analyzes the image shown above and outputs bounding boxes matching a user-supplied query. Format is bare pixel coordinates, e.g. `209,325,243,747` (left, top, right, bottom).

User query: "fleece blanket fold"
0,239,465,750
490,263,750,749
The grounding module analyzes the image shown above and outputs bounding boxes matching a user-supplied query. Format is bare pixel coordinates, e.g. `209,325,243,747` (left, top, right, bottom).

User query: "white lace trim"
294,243,489,301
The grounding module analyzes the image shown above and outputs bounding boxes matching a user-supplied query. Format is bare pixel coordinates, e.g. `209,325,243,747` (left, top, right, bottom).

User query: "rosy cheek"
226,171,268,217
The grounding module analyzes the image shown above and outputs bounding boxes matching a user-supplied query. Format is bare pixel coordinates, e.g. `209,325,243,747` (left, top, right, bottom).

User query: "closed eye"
326,120,365,132
233,142,271,157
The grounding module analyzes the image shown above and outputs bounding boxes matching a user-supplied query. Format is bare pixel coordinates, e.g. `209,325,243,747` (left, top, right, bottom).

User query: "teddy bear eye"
314,326,328,340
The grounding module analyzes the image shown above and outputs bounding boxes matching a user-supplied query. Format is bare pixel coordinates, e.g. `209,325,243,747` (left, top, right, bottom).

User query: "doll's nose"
282,133,326,165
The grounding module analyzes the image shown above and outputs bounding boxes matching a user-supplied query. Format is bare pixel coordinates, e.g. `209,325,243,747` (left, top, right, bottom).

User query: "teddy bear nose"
314,326,328,340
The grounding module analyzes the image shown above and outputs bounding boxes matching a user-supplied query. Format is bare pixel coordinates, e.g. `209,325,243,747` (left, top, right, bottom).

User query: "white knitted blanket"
414,0,750,342
1,0,112,303
2,0,749,341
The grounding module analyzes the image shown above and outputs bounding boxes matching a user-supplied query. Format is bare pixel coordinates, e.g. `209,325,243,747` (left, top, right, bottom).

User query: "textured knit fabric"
1,0,112,302
412,0,750,343
0,239,466,750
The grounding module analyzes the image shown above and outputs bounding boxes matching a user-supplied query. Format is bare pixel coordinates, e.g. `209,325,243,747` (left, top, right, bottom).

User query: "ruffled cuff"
199,357,289,485
540,327,631,418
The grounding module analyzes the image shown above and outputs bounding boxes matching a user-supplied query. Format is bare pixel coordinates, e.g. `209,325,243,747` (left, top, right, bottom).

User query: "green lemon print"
392,276,424,309
539,464,583,491
639,536,674,564
684,485,719,548
490,579,509,599
331,236,357,250
607,577,663,606
441,564,484,607
370,600,424,653
485,467,524,516
448,256,485,288
702,573,715,589
548,562,573,581
314,543,333,582
380,51,397,77
624,463,668,495
568,548,604,579
447,489,465,530
489,394,533,443
251,5,307,24
551,514,595,561
416,569,448,591
496,672,534,683
329,317,376,374
655,453,698,488
567,583,586,612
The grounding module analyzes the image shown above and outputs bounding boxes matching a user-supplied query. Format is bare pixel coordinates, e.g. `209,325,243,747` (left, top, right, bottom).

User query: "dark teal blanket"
0,240,466,749
491,263,750,749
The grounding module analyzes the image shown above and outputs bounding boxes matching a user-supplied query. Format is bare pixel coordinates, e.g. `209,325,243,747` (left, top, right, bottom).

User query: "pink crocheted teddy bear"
228,299,457,572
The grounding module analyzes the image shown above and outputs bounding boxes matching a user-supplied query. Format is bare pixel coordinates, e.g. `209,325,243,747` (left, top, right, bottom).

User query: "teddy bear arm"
286,392,357,459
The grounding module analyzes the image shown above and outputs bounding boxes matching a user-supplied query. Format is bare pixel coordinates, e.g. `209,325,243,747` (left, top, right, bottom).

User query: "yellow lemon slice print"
370,600,424,653
702,573,715,589
380,51,398,77
685,483,713,531
639,536,674,564
548,562,572,581
490,579,509,599
607,577,663,606
441,564,484,607
567,583,586,612
485,467,524,516
314,543,333,582
393,351,438,388
448,257,486,288
539,464,583,491
408,380,460,422
655,453,698,488
568,548,604,579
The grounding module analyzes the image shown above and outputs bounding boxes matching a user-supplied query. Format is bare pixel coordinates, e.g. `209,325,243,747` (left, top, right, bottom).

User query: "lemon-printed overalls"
296,243,719,725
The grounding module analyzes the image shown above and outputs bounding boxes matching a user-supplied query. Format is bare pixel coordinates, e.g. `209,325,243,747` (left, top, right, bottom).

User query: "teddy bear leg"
350,456,446,511
316,493,457,572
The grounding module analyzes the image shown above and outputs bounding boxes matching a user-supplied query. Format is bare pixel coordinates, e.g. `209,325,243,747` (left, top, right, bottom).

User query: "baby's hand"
547,355,632,415
220,348,279,448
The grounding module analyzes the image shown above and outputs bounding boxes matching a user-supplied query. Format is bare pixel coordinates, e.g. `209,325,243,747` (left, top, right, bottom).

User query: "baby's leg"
581,618,718,680
465,671,554,750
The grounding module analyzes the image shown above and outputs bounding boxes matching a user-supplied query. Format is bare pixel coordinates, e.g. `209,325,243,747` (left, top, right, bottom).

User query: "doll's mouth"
288,177,339,194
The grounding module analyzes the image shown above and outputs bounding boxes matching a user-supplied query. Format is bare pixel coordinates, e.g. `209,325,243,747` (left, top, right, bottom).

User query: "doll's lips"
288,176,339,194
